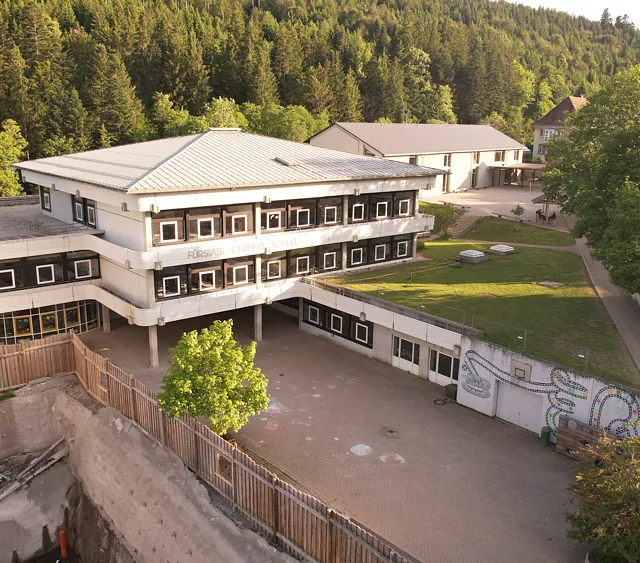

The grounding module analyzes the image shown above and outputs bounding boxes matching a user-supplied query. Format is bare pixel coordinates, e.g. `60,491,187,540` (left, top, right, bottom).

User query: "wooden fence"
1,332,416,563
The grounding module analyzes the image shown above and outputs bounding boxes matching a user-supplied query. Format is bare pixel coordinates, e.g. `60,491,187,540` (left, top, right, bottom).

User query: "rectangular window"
163,275,181,297
397,199,410,216
323,252,337,270
197,218,215,238
513,150,520,160
39,312,58,333
409,156,418,165
14,315,33,337
538,144,547,156
324,206,337,224
429,349,437,372
393,335,400,357
453,358,460,381
296,209,310,227
0,269,16,290
266,260,281,279
494,151,505,162
376,201,388,219
232,265,249,285
198,270,216,291
351,248,364,266
296,256,310,275
232,215,248,234
308,305,320,324
36,264,55,285
541,129,557,141
160,221,179,243
74,201,84,222
354,322,368,344
352,203,365,222
444,154,452,167
397,240,409,258
74,260,92,279
41,187,51,211
265,211,281,230
471,167,478,188
64,306,80,328
330,313,343,334
473,151,480,164
438,353,453,378
86,204,96,227
374,244,386,261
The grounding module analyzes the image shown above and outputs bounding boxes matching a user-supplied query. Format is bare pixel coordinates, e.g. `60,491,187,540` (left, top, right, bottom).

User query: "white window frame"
473,151,480,165
352,203,365,222
266,260,281,279
43,191,51,210
296,208,311,227
296,256,310,275
197,218,215,239
374,244,386,262
198,270,217,291
351,248,364,266
36,264,55,285
74,201,84,222
324,206,338,224
162,275,181,298
0,269,16,290
376,201,388,219
160,220,179,243
308,305,320,325
354,322,369,344
265,211,281,231
541,128,557,141
397,199,410,217
397,240,409,258
232,264,249,285
231,214,248,235
74,259,92,280
86,205,96,227
330,313,343,334
323,251,337,270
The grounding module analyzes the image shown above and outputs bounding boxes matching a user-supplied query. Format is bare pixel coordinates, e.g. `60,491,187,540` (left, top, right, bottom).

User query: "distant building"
308,123,526,197
532,96,588,161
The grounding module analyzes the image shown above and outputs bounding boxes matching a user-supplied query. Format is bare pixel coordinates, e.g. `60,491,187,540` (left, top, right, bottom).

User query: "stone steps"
449,213,482,238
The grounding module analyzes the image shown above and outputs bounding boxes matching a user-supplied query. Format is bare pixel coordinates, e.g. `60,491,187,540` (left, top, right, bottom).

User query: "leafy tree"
511,204,525,230
437,203,462,237
203,97,248,129
157,320,269,435
566,434,640,563
0,120,27,196
543,65,640,294
151,93,208,138
533,80,556,120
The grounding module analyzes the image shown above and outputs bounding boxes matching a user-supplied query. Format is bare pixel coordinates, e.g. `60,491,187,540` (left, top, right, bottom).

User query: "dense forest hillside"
1,0,639,161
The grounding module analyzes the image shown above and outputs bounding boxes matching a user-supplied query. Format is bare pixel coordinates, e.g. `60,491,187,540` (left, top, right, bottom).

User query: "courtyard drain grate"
432,399,447,406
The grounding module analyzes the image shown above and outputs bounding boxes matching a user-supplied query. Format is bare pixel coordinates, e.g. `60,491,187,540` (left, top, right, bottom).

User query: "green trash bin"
540,426,551,447
444,383,458,402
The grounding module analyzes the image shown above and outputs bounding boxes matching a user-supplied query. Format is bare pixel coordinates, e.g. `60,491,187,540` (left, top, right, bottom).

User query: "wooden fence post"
129,376,137,423
328,509,336,562
272,477,280,544
193,418,199,474
159,411,166,445
231,445,237,508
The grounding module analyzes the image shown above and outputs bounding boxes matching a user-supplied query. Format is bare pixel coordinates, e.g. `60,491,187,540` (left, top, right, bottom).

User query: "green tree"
151,93,208,138
438,204,462,237
203,97,248,129
566,434,640,563
511,204,525,230
246,41,279,106
544,65,640,293
533,80,556,120
0,120,27,196
157,320,269,435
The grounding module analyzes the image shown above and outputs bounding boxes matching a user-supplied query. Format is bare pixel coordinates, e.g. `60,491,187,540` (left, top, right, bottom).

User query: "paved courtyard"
82,307,584,563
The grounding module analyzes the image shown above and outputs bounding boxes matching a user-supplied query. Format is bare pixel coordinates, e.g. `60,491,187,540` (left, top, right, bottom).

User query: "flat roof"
0,203,101,243
13,130,445,194
313,123,526,156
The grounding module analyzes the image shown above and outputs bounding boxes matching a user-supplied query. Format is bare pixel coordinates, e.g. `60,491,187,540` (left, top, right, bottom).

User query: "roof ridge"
126,131,207,191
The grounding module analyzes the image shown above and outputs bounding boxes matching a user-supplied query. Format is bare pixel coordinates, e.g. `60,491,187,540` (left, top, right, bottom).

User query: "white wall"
96,202,146,251
532,125,561,162
309,126,367,155
46,188,74,223
99,257,149,306
457,337,640,441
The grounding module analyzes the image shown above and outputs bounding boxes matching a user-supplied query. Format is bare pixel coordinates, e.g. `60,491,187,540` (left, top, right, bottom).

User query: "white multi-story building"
308,123,526,196
6,129,441,367
532,96,588,161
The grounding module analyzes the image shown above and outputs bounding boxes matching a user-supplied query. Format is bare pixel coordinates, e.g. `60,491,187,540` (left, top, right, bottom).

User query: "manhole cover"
433,399,447,406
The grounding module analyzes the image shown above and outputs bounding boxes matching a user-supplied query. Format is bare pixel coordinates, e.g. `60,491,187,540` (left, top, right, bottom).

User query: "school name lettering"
187,238,298,260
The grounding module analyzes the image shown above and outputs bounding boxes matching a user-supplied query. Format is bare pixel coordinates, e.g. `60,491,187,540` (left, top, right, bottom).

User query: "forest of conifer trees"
0,0,639,163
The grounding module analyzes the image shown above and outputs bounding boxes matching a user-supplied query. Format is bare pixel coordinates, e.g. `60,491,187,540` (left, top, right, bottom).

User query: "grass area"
329,241,638,386
461,216,575,246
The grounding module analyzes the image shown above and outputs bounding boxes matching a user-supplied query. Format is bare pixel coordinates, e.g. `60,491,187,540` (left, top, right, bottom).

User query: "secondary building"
532,96,587,161
308,122,526,196
7,129,441,366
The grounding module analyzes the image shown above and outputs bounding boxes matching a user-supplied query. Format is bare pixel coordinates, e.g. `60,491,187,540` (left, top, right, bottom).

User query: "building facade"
308,123,526,196
8,129,440,366
532,96,588,161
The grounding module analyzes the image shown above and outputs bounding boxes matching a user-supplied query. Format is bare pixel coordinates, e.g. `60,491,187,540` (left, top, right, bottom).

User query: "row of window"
0,300,100,344
154,236,413,300
407,151,520,166
0,251,100,293
151,192,416,245
39,187,97,228
302,300,374,348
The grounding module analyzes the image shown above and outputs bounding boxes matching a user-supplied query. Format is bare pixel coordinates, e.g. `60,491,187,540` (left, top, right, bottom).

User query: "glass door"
392,335,421,375
429,349,460,386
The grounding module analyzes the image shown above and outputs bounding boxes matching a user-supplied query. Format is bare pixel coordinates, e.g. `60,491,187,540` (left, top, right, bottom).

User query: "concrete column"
254,203,261,236
101,304,111,332
412,233,418,259
297,297,304,328
148,324,159,368
342,195,349,225
255,255,262,286
254,304,263,342
341,242,348,271
143,212,154,250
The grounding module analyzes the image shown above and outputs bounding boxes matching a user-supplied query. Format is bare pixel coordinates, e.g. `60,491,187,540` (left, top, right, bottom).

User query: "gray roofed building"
13,129,444,194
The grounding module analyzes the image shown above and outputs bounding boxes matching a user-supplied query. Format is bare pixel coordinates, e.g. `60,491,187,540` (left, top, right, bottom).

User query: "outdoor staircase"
449,213,482,238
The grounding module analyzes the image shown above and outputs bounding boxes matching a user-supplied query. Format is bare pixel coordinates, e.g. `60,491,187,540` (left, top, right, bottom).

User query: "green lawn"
461,216,575,246
329,241,638,386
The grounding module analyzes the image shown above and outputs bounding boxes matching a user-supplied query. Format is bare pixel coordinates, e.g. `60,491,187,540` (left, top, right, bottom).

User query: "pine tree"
307,64,334,116
247,41,279,106
339,70,363,122
0,27,29,133
0,120,28,196
16,2,63,75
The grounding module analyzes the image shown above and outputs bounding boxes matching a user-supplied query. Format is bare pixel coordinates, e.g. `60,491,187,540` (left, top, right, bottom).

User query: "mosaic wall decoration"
589,385,640,438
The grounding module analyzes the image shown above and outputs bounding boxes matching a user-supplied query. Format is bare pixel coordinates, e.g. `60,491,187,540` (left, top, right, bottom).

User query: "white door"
428,349,460,387
496,381,543,433
392,335,420,375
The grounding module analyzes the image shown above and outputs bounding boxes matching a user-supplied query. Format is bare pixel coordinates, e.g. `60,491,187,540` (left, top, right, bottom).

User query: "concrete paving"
81,308,584,563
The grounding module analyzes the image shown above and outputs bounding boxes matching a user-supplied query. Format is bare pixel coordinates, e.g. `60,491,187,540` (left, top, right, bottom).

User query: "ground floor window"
307,304,320,325
323,252,337,270
302,299,373,348
396,240,409,258
354,322,369,344
429,349,460,382
0,300,100,345
393,335,420,365
330,313,343,334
